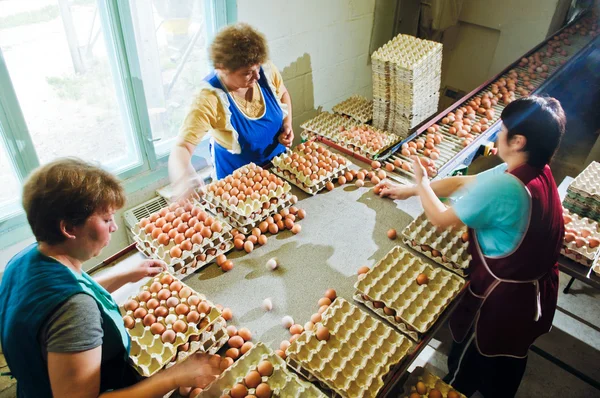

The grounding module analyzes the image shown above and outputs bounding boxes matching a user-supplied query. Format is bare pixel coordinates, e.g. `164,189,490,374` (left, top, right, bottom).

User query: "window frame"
0,0,236,249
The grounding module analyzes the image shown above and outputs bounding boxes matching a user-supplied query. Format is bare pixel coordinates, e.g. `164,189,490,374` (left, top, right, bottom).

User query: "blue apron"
205,67,287,179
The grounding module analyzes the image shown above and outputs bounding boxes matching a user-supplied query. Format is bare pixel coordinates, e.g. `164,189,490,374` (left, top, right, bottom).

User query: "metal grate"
123,196,168,229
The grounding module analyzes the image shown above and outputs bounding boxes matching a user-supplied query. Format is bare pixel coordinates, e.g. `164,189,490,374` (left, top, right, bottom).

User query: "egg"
564,232,577,243
172,319,187,333
580,228,593,238
221,260,234,272
357,266,370,275
255,383,272,398
316,325,330,341
281,316,294,329
124,299,139,311
268,223,279,234
157,289,171,301
416,381,427,394
222,308,233,320
133,307,147,319
150,322,166,335
146,298,159,310
409,393,421,398
326,181,334,191
179,287,192,299
416,273,429,285
387,229,397,240
244,241,254,253
461,231,469,242
297,209,306,219
280,340,291,351
448,391,461,398
229,383,247,398
220,357,234,371
318,297,331,307
257,360,274,377
589,238,600,248
237,327,252,341
123,315,135,329
197,301,211,314
262,298,273,311
575,237,587,248
275,349,286,359
169,246,182,258
324,288,337,300
291,224,302,234
170,281,183,292
186,311,200,324
338,176,347,185
175,303,189,316
228,335,244,348
161,329,176,344
355,179,365,187
290,324,304,335
154,306,168,318
428,389,442,398
226,347,240,360
166,297,179,308
234,238,245,250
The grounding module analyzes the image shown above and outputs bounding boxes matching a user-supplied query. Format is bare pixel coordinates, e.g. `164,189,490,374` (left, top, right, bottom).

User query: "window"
0,0,233,230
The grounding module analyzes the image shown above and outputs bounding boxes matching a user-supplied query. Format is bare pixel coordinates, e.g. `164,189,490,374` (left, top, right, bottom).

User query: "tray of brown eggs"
195,342,325,398
286,298,414,398
134,201,234,277
271,141,352,195
400,367,465,398
336,125,401,159
121,272,226,377
354,246,465,342
562,208,600,267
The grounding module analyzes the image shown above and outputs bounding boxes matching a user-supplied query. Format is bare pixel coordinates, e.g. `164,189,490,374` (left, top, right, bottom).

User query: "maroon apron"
449,164,563,357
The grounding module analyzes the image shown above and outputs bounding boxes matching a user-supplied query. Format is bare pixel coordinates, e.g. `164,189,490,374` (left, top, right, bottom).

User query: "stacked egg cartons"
563,162,600,222
271,141,353,195
562,208,600,269
300,111,359,142
332,95,373,124
199,163,297,235
121,272,228,377
400,367,465,398
196,342,325,398
336,125,402,159
372,34,442,138
133,202,234,277
354,246,465,341
286,298,414,398
402,212,471,277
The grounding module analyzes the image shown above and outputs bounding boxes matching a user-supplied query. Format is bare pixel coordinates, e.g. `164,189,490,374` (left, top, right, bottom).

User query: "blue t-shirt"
452,163,530,257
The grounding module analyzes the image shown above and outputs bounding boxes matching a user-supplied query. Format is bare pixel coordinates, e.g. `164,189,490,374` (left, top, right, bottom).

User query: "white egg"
165,314,177,325
281,315,294,329
265,258,278,271
262,298,273,312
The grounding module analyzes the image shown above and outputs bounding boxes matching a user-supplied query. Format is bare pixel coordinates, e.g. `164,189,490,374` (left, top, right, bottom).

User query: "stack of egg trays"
399,367,466,398
286,298,414,398
564,162,600,221
196,342,326,398
332,95,374,124
354,246,465,342
562,209,600,267
336,124,402,159
196,191,296,235
401,212,471,277
122,272,224,377
132,216,234,278
271,144,353,195
300,111,359,142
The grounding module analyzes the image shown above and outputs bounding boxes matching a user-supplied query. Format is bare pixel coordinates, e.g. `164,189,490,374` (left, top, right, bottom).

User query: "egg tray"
197,342,325,398
568,161,600,200
371,34,443,72
272,165,348,196
399,367,466,398
563,196,600,223
196,191,296,235
132,225,234,277
354,246,465,341
300,111,360,143
122,272,223,377
336,125,403,159
562,209,600,266
332,95,373,124
401,212,471,277
286,298,414,398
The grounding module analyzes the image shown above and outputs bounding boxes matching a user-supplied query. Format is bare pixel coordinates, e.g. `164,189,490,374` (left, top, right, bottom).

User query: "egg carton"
286,298,414,398
121,272,223,377
563,196,600,222
300,111,360,142
402,212,471,277
201,163,293,219
372,34,443,71
354,246,465,341
196,191,297,235
271,142,353,195
197,342,325,398
568,161,600,200
399,367,466,398
336,125,402,159
332,95,373,124
562,209,600,266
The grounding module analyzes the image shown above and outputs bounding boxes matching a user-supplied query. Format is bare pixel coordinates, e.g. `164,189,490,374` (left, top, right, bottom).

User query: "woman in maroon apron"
378,96,566,397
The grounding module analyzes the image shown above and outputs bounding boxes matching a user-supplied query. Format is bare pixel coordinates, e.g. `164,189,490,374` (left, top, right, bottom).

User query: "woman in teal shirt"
0,159,220,397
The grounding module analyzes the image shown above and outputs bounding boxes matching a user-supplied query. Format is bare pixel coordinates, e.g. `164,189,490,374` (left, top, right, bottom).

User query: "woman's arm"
378,175,475,200
278,83,294,147
94,260,166,293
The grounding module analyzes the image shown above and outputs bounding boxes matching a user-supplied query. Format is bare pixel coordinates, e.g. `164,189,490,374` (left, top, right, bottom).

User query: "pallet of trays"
300,111,360,142
336,124,402,159
401,212,471,277
197,163,298,235
195,342,325,398
400,366,465,398
564,161,600,221
562,208,600,266
354,246,465,342
332,95,373,124
286,298,414,398
133,201,234,277
271,141,353,195
120,272,229,378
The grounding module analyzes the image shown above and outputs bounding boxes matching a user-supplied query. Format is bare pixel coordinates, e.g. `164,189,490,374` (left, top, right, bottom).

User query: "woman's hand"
278,122,294,147
126,260,167,283
170,353,221,389
376,180,416,200
412,156,429,186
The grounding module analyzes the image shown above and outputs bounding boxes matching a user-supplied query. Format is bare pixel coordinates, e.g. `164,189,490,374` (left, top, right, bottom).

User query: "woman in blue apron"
0,159,220,397
169,23,293,193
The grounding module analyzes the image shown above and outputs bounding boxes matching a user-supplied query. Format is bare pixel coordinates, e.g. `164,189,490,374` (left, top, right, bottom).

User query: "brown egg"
258,235,268,246
170,281,183,292
409,393,421,398
575,237,587,248
154,306,168,318
416,381,427,394
150,281,162,293
316,325,330,341
201,227,212,239
146,298,159,310
416,273,429,285
385,163,395,172
124,299,139,311
588,238,600,248
461,231,469,242
357,266,370,275
175,303,189,316
268,223,279,234
150,322,166,335
166,297,179,308
241,240,254,253
228,335,244,348
211,221,222,233
221,260,234,272
174,233,185,245
280,340,291,351
172,320,188,333
241,341,253,354
290,324,304,335
275,349,286,359
197,301,211,314
234,238,245,250
123,315,135,329
429,389,442,398
229,383,247,398
448,391,461,398
383,307,396,316
244,370,262,388
311,313,322,323
291,224,301,234
143,313,156,327
157,233,170,246
564,232,577,243
133,307,147,319
387,229,397,240
222,308,233,320
318,297,331,307
170,246,182,258
255,383,272,398
157,288,171,301
191,233,203,245
226,347,240,360
580,228,593,238
324,288,337,300
254,360,274,377
137,290,151,303
220,357,234,371
160,274,173,285
186,311,200,323
161,329,176,343
247,235,258,245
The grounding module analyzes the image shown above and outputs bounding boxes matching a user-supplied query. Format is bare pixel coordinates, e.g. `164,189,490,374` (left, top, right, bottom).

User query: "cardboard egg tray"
563,195,600,222
271,142,353,195
201,163,292,219
354,246,465,341
197,342,325,398
399,367,466,398
286,298,414,398
336,125,402,159
562,209,600,266
121,272,223,377
402,212,471,277
300,111,360,142
568,162,600,197
332,95,373,123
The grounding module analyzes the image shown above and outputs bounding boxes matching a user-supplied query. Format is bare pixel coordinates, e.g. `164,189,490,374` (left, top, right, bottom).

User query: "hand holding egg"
376,180,415,200
125,260,168,283
411,156,428,185
170,353,221,390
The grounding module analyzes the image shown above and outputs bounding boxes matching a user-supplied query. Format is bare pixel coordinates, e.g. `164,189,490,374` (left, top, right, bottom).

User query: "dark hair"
500,95,566,167
22,158,125,244
210,23,268,71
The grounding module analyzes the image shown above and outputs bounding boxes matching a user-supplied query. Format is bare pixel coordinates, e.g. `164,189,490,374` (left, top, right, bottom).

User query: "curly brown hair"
22,158,126,244
210,23,268,71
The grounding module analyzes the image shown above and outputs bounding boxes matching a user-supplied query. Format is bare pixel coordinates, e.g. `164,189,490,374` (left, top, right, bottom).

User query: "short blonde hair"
210,23,268,71
22,158,126,244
